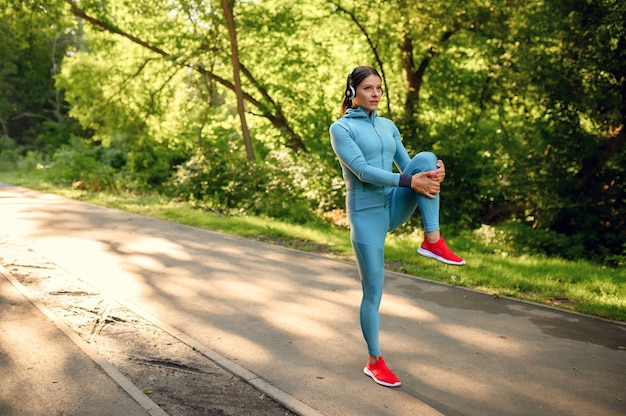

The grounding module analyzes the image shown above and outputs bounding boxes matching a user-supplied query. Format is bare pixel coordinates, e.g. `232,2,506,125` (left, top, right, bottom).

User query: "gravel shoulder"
1,236,296,416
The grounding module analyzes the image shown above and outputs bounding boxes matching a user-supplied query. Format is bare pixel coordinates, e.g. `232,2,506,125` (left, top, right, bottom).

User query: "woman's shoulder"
376,116,399,132
331,112,363,129
330,117,350,130
329,117,354,139
375,115,396,126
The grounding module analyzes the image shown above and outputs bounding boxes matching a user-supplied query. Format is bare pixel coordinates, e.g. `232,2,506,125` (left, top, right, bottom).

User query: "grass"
2,171,625,322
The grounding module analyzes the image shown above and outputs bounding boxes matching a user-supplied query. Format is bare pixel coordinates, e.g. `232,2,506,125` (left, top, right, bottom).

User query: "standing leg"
349,208,388,357
349,208,402,387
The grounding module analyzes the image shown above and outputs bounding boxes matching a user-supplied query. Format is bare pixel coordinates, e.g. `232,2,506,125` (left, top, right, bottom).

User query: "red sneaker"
364,356,401,387
418,236,466,266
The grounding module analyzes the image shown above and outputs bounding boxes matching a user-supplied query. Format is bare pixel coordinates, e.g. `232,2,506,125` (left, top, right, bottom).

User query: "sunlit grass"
387,243,626,321
2,173,624,322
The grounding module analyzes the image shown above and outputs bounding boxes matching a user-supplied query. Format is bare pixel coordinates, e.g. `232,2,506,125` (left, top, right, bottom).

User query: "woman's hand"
410,172,440,199
410,159,446,199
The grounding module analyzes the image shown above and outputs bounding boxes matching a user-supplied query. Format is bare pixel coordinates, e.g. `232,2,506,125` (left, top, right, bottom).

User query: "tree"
221,0,254,161
0,0,76,152
510,0,626,257
327,0,625,260
64,0,307,153
6,0,623,261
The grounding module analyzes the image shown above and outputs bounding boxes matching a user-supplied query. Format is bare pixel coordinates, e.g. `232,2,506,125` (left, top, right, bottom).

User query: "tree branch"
64,0,306,152
329,1,391,115
238,63,305,152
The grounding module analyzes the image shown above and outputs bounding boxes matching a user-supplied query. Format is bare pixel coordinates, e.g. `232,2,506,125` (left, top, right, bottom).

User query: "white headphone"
346,86,355,99
345,69,355,100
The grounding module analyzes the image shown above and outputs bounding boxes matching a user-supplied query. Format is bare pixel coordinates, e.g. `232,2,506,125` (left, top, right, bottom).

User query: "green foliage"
0,135,18,168
1,0,625,266
502,0,626,263
169,140,318,223
0,0,76,150
45,136,116,190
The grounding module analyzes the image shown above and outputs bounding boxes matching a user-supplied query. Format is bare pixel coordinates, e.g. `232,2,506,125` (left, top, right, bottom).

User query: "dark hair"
341,66,381,115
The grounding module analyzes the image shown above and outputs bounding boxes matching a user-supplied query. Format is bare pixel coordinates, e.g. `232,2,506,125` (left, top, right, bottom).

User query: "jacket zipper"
372,121,380,137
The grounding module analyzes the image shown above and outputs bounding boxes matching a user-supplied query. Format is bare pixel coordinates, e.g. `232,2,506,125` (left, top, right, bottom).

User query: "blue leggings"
348,151,439,356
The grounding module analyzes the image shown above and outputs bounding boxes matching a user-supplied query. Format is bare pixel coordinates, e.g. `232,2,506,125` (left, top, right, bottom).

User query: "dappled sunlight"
261,287,361,338
125,254,167,271
155,277,229,304
413,355,626,416
381,292,440,322
379,326,441,360
414,363,493,397
207,279,277,304
3,185,625,416
207,329,276,364
121,237,193,262
23,237,149,299
436,322,531,357
165,270,364,341
262,310,336,339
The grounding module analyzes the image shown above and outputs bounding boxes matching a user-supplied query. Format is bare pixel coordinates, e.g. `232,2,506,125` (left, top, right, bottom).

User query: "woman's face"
352,74,383,114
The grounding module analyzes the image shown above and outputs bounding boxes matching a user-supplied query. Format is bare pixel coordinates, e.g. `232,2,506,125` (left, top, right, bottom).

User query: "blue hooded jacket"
329,107,412,212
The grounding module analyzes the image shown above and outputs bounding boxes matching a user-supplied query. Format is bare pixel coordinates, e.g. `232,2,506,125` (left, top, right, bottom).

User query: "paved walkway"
0,183,625,416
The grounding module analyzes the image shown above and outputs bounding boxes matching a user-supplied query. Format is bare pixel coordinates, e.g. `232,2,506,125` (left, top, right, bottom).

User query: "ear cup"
346,85,356,99
345,69,356,100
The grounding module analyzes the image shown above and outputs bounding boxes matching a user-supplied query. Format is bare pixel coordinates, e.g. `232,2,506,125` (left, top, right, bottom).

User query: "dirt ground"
0,237,296,416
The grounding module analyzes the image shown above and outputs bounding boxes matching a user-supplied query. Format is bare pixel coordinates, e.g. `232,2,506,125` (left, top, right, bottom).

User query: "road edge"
0,264,169,416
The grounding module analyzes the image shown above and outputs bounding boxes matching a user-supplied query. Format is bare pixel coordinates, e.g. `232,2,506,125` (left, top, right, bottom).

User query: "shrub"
169,147,318,224
45,136,115,191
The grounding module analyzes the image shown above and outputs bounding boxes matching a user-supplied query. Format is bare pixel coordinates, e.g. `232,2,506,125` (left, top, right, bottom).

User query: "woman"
329,66,465,388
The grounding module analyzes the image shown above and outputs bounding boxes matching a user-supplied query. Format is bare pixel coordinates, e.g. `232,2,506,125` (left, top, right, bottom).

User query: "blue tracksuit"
329,107,439,356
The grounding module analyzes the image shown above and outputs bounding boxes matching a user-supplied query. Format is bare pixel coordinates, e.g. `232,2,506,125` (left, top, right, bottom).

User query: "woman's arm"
329,123,402,187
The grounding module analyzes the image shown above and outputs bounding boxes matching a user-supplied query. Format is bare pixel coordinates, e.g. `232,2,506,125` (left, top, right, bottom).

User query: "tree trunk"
221,0,255,162
400,33,421,120
399,26,459,145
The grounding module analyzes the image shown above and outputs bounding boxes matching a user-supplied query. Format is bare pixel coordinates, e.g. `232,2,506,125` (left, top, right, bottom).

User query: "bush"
45,136,116,191
492,220,622,265
169,147,318,224
0,136,18,170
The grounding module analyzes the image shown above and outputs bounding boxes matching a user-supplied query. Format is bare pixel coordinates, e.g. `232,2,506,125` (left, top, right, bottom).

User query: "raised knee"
407,151,438,173
416,151,437,165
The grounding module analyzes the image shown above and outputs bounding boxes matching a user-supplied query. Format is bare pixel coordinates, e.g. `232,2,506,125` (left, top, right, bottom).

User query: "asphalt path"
1,183,625,416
